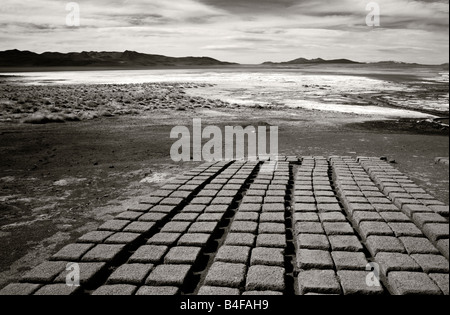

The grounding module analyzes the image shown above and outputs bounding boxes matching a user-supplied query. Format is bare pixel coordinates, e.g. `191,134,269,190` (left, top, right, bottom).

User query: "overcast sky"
0,0,448,64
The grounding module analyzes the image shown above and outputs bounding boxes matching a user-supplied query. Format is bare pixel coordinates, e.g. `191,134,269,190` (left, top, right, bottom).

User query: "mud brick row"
199,161,290,295
255,155,298,163
358,157,449,260
85,161,233,296
331,157,449,295
294,157,384,295
2,156,448,296
359,158,449,217
92,161,260,295
265,155,300,163
0,161,232,295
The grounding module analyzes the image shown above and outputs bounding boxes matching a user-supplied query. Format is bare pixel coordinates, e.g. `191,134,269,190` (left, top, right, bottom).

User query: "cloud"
202,44,255,51
0,0,448,64
197,0,299,13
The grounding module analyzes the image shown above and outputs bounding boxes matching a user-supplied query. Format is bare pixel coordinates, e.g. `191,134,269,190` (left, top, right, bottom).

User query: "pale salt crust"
1,69,447,118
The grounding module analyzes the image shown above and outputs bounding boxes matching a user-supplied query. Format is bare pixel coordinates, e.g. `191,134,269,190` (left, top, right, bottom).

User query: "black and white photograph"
0,0,448,300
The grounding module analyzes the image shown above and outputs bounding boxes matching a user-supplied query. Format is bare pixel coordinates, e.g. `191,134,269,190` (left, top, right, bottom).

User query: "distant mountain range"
262,58,447,66
0,49,236,67
0,50,447,68
263,57,360,65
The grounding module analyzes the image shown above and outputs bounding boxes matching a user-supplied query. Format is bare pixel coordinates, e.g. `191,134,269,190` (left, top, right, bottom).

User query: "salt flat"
2,65,448,118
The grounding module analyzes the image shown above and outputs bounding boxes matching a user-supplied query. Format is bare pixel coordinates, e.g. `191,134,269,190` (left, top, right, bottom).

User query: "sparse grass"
0,82,234,124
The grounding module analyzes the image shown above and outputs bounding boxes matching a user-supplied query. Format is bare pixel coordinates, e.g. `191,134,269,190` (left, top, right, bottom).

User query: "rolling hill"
0,50,236,67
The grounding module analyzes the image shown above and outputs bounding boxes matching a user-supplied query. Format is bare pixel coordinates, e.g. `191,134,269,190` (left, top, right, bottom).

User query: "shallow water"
1,66,448,118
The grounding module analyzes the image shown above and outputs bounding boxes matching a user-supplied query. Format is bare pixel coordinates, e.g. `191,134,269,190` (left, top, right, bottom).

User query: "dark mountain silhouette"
263,57,361,65
1,50,446,68
262,58,448,67
0,49,236,67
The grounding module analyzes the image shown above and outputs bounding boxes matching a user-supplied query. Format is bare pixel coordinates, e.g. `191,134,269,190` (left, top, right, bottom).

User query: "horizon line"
1,48,449,67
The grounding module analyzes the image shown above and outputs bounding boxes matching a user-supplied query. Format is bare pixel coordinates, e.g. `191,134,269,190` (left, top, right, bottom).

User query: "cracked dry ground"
1,156,448,296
